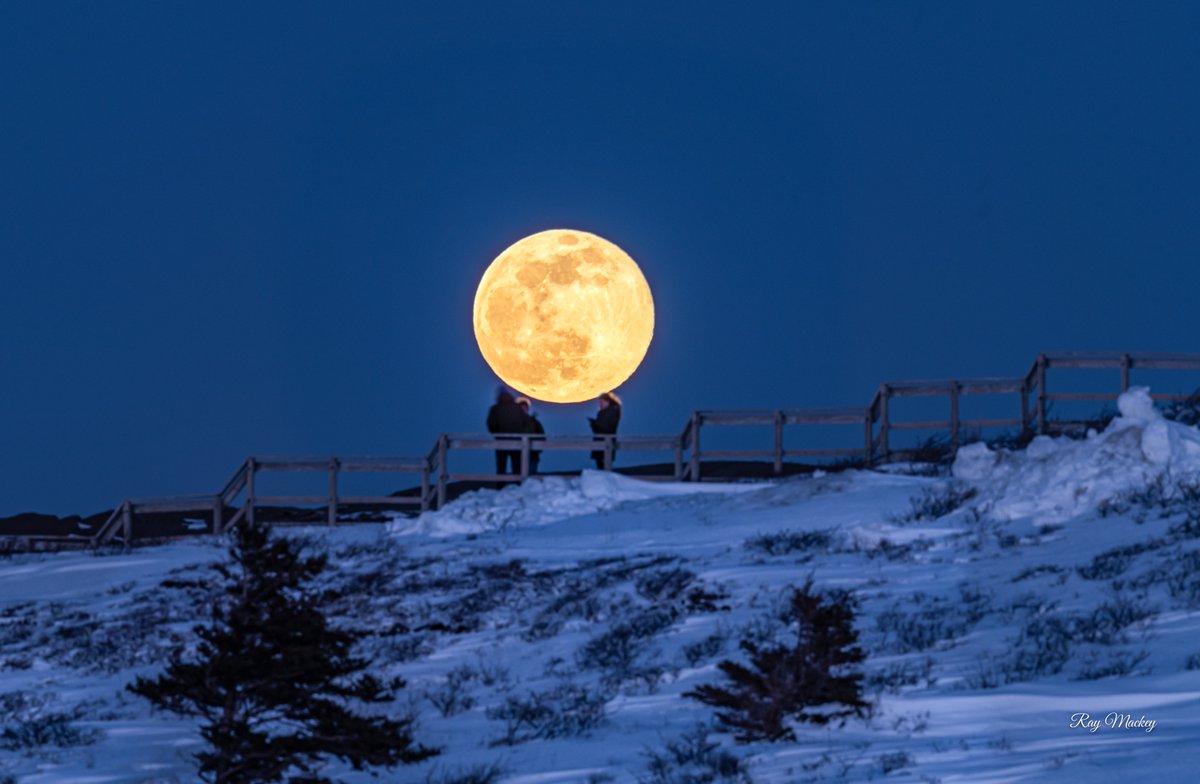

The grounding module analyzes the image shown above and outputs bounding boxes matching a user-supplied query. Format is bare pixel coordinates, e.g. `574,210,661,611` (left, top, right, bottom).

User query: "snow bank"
388,469,761,538
953,387,1200,522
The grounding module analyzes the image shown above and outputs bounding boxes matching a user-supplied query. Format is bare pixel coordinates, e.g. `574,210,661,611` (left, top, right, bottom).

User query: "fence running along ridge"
8,351,1199,549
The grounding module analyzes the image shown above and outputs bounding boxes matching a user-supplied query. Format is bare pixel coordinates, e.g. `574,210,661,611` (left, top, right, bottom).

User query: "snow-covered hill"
2,388,1199,783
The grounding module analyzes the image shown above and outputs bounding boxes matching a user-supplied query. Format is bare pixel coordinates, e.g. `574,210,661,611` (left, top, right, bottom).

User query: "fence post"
689,413,701,482
879,385,891,462
949,380,960,452
863,410,873,468
246,457,257,526
420,457,431,512
773,410,783,475
674,434,683,480
603,436,614,471
121,501,132,547
1036,354,1048,435
520,435,530,479
1020,379,1030,440
212,496,222,535
328,458,339,526
437,435,448,510
1120,353,1131,391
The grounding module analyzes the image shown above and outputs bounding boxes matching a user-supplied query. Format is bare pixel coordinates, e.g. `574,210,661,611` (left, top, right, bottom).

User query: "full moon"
473,229,655,403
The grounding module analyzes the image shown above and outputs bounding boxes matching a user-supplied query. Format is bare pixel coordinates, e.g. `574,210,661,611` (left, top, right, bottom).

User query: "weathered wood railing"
663,351,1200,479
86,455,433,547
684,408,870,481
1034,352,1200,433
5,350,1198,549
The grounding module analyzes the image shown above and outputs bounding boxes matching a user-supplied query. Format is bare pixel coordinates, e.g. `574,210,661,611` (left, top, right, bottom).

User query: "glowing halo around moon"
473,229,654,404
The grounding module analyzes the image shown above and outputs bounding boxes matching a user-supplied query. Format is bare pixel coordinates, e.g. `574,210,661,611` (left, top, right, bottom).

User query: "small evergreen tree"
685,581,869,742
129,520,436,783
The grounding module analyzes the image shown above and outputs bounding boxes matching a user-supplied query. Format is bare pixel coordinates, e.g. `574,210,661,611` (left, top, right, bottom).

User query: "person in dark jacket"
486,388,529,478
516,396,545,474
588,391,621,469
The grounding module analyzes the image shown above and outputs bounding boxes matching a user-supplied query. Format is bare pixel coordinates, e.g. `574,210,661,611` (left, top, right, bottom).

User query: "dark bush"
1077,543,1158,581
0,693,100,752
0,710,100,751
641,725,751,783
1074,650,1149,681
577,605,680,679
894,485,977,523
1012,564,1067,583
875,592,977,653
744,530,834,557
686,585,732,614
1010,616,1073,679
128,520,437,783
636,568,695,601
683,630,730,667
426,665,477,717
685,581,869,742
486,683,607,745
425,762,506,784
1162,388,1200,427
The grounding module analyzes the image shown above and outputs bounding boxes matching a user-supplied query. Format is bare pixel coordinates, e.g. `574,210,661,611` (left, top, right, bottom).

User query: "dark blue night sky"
3,3,1199,515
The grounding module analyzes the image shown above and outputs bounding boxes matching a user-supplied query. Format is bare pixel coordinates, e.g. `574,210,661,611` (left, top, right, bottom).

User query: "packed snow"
953,387,1200,523
387,470,762,538
1,388,1199,782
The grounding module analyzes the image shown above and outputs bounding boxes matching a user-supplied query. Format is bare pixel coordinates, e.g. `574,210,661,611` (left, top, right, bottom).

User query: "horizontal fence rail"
4,351,1198,550
81,455,433,547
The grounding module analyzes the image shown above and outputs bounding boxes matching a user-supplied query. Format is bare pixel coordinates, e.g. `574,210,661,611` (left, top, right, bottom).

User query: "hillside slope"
1,389,1198,782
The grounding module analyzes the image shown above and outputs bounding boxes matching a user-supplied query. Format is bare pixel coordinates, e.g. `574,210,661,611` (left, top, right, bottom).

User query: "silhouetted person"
588,391,621,469
487,387,529,479
516,396,545,474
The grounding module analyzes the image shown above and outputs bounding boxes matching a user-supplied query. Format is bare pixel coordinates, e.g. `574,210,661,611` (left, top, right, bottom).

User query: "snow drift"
388,469,760,538
953,387,1200,522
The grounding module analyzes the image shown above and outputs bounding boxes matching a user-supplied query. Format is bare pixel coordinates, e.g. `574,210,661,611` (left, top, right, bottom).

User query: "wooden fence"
6,351,1198,548
81,456,433,547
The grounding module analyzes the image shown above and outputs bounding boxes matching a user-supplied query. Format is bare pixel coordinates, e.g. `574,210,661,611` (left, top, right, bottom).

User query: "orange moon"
473,229,655,403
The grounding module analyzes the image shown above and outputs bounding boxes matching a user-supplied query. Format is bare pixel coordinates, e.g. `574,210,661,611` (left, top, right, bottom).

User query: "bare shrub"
683,629,731,667
0,692,100,752
641,725,752,784
878,751,914,775
636,568,695,601
865,657,936,695
577,605,680,682
892,484,977,523
1162,389,1200,426
1156,550,1200,606
1074,650,1150,681
1076,593,1156,645
875,592,977,654
473,655,513,690
486,683,608,745
426,665,477,717
744,530,834,557
424,762,506,784
1012,564,1067,583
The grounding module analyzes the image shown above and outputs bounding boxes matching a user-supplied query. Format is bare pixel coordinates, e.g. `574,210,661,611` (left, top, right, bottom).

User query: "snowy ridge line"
5,350,1199,550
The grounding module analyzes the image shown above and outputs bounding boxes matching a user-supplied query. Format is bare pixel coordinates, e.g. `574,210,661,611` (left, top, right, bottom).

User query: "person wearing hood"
487,387,530,478
516,396,545,474
588,391,621,470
